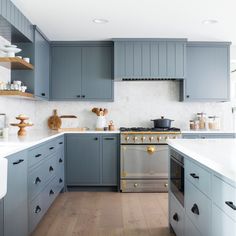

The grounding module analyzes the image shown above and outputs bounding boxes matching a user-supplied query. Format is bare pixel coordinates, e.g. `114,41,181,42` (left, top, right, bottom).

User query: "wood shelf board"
0,91,34,99
0,57,34,70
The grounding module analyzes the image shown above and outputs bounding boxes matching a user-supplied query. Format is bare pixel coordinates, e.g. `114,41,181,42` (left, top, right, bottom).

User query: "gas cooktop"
120,127,181,132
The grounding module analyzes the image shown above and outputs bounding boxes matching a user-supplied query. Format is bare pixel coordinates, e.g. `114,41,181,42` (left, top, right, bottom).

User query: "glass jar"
197,112,207,130
208,116,221,130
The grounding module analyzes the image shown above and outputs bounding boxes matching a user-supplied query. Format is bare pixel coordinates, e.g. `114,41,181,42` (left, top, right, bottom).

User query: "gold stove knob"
149,136,154,142
133,136,138,142
141,136,146,142
125,136,130,142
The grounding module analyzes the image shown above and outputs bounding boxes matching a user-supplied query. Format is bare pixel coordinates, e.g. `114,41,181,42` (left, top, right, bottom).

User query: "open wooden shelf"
0,90,34,99
0,57,34,70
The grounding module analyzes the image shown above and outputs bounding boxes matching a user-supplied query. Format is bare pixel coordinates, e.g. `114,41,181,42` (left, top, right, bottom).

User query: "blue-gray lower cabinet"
183,42,231,102
51,42,113,101
114,39,186,80
0,199,4,236
4,151,28,236
66,134,119,187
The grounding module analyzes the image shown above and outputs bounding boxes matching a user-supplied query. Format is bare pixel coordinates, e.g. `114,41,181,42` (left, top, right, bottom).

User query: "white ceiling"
11,0,236,44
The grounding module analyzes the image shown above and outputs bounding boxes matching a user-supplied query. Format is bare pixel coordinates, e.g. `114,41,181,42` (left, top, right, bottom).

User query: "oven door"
170,156,184,206
121,144,168,179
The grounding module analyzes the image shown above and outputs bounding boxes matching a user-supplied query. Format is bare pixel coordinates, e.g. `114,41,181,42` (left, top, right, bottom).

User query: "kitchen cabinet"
114,39,186,80
12,26,50,99
4,151,28,236
183,42,230,101
51,42,113,101
66,134,119,187
182,133,235,139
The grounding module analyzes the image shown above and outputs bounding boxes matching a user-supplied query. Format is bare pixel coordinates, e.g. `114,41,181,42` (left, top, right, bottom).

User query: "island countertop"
167,139,236,184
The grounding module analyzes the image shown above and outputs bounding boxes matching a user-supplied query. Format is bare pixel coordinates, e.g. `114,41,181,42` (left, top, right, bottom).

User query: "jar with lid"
208,116,221,130
197,112,207,130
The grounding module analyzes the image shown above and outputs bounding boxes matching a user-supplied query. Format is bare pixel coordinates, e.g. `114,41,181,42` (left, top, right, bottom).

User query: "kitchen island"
167,139,236,236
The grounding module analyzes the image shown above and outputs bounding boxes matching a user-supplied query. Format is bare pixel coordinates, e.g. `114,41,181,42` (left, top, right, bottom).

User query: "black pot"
151,116,174,128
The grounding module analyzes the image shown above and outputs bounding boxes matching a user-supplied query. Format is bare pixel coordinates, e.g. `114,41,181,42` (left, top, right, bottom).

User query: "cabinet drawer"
185,180,211,236
213,175,236,222
212,204,236,236
184,215,202,236
170,193,184,236
185,158,211,197
29,193,45,233
28,145,48,167
28,161,48,200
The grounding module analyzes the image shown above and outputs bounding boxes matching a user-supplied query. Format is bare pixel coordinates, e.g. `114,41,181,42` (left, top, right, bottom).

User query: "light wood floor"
32,192,174,236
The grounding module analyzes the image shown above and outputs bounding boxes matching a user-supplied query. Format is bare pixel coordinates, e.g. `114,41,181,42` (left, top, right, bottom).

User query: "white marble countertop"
181,130,235,134
167,139,236,184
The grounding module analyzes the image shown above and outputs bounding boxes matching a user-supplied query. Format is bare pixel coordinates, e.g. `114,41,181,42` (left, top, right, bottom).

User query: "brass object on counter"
147,146,155,154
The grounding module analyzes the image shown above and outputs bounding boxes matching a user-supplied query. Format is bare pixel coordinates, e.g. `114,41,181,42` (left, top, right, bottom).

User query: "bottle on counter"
208,116,221,130
197,112,207,130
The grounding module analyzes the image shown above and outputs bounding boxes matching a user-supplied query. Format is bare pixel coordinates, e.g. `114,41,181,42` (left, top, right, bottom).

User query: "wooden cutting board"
48,109,62,130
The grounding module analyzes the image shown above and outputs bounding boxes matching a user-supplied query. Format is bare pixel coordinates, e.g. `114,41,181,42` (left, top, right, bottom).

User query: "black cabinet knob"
49,146,54,150
59,178,63,183
35,177,41,184
186,95,190,98
35,154,42,158
59,158,63,163
13,159,24,165
173,213,179,222
82,95,85,98
35,205,41,214
77,95,81,98
41,93,45,97
190,173,199,179
225,201,236,210
59,142,63,145
49,190,55,195
94,137,98,140
191,203,200,215
49,166,54,172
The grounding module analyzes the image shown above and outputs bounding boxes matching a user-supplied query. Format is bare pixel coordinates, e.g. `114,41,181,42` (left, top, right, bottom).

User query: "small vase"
96,116,106,129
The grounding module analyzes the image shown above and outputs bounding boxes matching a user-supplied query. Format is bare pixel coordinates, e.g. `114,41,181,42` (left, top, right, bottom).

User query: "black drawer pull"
82,95,85,98
35,154,42,158
173,213,179,222
49,190,54,195
104,138,115,140
190,173,199,179
34,177,41,184
191,204,200,215
77,95,81,98
225,201,236,210
94,137,98,140
59,158,63,163
59,142,63,145
35,206,41,214
59,178,63,183
13,159,24,165
49,166,54,172
49,147,54,150
41,93,45,96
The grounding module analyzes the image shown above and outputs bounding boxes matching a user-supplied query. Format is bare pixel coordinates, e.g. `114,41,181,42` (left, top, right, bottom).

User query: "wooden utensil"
48,109,62,130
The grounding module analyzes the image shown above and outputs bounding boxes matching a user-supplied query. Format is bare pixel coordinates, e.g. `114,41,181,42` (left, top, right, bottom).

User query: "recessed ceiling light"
93,19,109,24
202,19,218,25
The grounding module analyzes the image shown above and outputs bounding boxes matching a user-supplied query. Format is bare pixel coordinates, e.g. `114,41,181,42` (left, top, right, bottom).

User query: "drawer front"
184,215,202,236
185,158,211,197
28,145,47,167
170,193,184,236
212,204,236,236
28,161,48,200
185,180,211,235
213,175,236,222
29,193,45,233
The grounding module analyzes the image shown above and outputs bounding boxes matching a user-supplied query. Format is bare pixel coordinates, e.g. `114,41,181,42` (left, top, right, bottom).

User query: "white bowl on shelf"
0,45,22,57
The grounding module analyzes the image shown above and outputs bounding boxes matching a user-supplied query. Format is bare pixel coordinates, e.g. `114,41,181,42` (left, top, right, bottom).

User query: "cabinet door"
82,46,113,100
0,199,3,236
34,28,49,99
4,151,28,236
66,134,100,185
102,135,118,185
51,46,82,99
185,43,230,101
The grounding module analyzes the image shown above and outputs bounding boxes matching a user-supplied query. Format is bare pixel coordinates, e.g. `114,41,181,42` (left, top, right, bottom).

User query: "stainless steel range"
120,127,181,192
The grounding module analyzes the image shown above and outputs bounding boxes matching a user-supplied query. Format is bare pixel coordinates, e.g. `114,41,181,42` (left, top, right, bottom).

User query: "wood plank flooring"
32,192,174,236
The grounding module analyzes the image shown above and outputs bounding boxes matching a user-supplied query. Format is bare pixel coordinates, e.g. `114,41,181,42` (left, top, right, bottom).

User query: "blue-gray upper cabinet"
66,134,100,186
183,42,231,102
82,46,113,100
4,151,28,236
51,42,113,101
0,199,3,236
12,26,50,100
113,39,186,80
